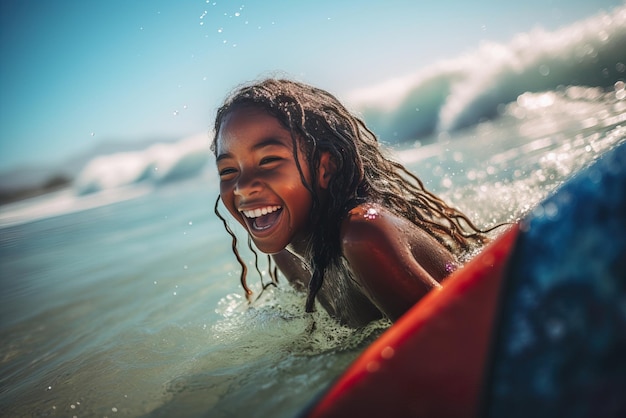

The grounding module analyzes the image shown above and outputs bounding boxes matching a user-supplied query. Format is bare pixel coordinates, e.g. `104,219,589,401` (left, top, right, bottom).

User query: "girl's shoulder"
340,202,457,282
340,202,408,248
339,203,447,320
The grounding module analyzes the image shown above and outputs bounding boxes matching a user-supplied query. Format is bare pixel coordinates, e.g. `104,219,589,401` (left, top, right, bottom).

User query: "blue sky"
0,0,622,172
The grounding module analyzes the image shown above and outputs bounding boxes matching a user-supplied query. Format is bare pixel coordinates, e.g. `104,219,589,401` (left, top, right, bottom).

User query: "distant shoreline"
0,175,72,206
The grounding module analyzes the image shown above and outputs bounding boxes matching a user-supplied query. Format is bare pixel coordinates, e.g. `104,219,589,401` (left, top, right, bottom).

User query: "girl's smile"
241,205,283,231
215,106,315,254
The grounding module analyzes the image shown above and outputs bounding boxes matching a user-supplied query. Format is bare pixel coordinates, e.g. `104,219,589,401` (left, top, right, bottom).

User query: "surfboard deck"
302,141,626,418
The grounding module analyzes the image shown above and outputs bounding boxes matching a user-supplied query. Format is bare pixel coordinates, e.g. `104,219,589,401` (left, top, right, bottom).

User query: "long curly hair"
211,78,491,313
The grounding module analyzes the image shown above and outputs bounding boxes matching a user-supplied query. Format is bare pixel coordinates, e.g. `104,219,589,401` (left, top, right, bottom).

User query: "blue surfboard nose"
483,141,626,418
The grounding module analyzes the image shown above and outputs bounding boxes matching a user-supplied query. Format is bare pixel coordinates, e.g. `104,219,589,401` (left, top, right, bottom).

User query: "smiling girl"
212,78,492,328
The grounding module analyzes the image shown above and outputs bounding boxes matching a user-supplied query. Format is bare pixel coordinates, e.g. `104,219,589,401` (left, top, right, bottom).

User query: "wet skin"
216,107,457,325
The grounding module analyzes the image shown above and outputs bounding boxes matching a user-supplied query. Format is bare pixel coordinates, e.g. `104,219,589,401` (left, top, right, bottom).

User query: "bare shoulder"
340,203,407,253
341,202,457,283
339,202,449,320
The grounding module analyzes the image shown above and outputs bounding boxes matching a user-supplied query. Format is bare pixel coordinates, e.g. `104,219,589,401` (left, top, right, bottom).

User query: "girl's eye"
260,156,282,165
218,167,237,177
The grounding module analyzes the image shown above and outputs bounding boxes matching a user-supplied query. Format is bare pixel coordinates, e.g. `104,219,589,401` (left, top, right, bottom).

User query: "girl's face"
215,106,315,254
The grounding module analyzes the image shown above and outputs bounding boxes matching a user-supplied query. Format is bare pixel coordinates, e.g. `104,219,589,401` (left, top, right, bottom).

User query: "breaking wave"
74,134,211,195
347,5,626,142
71,6,626,197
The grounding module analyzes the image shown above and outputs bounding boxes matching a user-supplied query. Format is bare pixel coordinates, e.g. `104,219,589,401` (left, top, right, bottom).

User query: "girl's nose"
233,172,261,197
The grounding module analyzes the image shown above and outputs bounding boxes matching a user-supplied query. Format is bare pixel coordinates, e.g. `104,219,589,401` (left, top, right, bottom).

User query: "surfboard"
302,141,626,418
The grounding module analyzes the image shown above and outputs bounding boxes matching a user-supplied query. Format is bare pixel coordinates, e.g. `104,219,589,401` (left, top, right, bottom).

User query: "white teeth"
241,206,281,218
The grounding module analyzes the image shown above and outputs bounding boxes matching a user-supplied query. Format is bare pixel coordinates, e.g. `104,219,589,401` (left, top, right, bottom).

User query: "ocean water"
2,8,626,418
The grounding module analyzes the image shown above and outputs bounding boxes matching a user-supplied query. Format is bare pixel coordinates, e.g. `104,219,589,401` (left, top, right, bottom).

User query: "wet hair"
212,78,492,312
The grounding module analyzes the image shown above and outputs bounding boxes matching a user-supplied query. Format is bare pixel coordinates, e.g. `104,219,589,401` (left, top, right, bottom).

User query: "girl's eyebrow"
216,137,290,162
216,152,232,163
251,137,290,151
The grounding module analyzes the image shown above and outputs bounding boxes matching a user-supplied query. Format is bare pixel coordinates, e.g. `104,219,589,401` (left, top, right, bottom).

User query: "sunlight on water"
2,29,626,418
1,84,624,416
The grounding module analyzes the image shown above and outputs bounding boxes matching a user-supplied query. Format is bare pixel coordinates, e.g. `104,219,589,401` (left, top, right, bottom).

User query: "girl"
212,78,491,328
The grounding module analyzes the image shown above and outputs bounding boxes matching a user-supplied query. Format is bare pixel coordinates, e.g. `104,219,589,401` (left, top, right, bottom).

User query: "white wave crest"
348,5,626,142
74,133,210,194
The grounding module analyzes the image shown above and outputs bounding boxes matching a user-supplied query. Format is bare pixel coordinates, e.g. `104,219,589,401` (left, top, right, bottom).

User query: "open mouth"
241,205,283,232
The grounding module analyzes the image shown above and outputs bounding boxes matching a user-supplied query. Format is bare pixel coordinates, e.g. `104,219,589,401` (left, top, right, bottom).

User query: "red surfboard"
304,142,626,418
305,225,519,418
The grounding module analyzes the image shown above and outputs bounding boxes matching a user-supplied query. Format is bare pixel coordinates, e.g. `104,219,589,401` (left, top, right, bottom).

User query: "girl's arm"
340,204,454,321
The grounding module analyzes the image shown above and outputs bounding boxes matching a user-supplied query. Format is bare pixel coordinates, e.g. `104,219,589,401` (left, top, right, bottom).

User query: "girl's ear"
318,152,337,190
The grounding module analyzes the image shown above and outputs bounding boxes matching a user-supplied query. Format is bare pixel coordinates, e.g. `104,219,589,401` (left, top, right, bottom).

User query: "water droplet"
235,12,240,17
363,207,379,220
217,28,223,33
183,105,188,110
90,132,95,136
381,346,395,359
199,21,204,26
173,110,179,116
543,202,559,219
532,204,545,218
112,407,118,413
539,64,550,76
188,221,193,225
366,361,380,372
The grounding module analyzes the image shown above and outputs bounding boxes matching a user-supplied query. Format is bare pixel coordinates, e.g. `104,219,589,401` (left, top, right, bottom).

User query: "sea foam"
74,133,210,195
347,5,626,142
